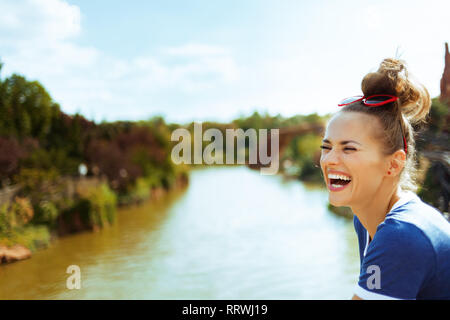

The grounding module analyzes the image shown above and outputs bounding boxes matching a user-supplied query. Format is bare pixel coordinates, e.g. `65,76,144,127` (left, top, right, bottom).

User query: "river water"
0,167,360,299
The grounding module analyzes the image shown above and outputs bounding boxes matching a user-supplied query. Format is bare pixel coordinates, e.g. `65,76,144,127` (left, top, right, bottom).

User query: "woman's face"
319,112,389,208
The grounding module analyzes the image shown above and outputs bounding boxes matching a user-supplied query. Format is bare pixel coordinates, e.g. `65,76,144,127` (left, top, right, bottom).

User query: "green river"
0,167,360,299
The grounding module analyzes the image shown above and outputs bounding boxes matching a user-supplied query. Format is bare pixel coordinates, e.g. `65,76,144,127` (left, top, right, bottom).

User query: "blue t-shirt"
353,190,450,300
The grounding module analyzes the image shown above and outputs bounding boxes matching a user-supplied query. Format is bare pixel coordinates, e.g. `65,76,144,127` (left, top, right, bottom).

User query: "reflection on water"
0,167,359,299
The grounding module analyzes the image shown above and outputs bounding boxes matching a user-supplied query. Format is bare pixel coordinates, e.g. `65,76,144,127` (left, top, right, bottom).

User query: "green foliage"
295,133,322,160
417,162,445,211
119,177,152,205
14,167,60,194
0,203,11,236
0,74,54,140
0,197,49,252
0,62,93,182
78,183,117,227
0,225,51,252
282,133,323,182
9,196,34,227
22,148,80,175
428,98,449,132
232,111,285,130
46,112,93,160
298,157,322,182
132,177,152,201
58,183,117,233
33,200,59,227
0,196,34,233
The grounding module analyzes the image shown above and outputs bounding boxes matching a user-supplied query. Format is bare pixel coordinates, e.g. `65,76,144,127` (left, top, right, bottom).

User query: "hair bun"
361,58,431,124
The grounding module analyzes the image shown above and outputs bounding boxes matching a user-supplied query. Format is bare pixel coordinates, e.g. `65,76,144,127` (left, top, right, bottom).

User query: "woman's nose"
320,149,341,167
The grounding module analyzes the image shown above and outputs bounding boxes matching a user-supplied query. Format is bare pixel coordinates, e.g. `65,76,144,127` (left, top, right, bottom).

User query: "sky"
0,0,449,124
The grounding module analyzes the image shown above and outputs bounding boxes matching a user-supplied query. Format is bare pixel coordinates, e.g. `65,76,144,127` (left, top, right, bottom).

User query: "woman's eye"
319,146,356,151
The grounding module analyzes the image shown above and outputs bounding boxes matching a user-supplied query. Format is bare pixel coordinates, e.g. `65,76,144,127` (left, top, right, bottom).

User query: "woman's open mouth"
327,173,352,192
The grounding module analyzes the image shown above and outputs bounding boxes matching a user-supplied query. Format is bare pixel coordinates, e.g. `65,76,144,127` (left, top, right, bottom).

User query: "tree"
0,74,53,140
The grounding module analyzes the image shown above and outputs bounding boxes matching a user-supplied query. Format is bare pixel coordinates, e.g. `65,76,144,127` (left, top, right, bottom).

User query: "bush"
14,167,59,194
0,196,34,233
0,197,50,252
0,225,51,252
33,200,59,227
78,183,117,228
0,203,11,236
22,148,80,176
10,196,34,227
121,177,152,205
298,157,323,182
57,183,117,234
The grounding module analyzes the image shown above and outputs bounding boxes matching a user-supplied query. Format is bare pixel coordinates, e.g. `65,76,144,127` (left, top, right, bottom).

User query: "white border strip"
363,230,369,257
354,284,403,300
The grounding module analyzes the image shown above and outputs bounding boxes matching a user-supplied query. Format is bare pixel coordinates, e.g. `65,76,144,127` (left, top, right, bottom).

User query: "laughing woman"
319,58,450,300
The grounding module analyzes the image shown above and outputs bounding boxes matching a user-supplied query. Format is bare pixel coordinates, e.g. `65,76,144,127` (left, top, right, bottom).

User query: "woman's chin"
328,195,349,207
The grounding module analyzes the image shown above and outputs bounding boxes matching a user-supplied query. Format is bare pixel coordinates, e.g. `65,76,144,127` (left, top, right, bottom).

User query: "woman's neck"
351,183,401,240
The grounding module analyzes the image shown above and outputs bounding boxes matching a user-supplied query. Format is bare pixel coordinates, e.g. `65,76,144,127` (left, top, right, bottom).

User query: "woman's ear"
386,150,406,177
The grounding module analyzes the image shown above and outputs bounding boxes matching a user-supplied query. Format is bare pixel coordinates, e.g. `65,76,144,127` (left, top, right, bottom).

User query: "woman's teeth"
331,183,348,188
327,173,351,181
327,173,352,191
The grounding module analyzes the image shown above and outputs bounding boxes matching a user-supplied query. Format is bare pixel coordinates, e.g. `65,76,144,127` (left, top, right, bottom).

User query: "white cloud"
132,46,239,92
0,0,240,121
0,0,98,79
0,0,80,42
164,44,230,57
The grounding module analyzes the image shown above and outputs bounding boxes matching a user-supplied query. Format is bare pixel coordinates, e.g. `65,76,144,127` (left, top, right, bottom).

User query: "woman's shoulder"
385,192,450,236
380,195,450,257
375,216,434,254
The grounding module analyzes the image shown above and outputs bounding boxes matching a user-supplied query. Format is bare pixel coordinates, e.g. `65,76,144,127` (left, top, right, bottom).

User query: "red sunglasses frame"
337,94,407,154
338,94,399,107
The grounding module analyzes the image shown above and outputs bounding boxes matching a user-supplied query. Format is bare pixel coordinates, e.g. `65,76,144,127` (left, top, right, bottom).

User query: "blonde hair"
340,58,431,192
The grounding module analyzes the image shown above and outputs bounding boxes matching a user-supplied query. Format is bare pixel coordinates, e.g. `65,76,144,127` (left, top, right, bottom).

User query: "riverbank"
0,173,189,265
0,244,31,264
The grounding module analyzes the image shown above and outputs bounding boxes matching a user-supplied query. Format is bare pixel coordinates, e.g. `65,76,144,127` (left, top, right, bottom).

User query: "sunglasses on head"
337,94,407,154
338,94,398,107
